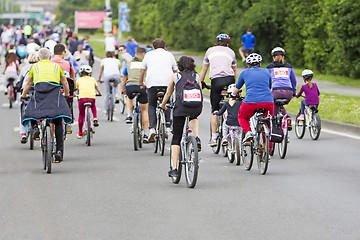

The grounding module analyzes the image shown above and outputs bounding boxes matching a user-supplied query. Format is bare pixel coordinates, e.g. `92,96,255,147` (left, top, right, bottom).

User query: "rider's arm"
60,75,69,97
296,86,304,98
139,69,146,87
216,102,228,115
198,64,209,83
121,75,128,92
160,75,176,109
289,68,297,95
21,76,33,97
95,85,102,96
98,65,104,83
232,66,237,81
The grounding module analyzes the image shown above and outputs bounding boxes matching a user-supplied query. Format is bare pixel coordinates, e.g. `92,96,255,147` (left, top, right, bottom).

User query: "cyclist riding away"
232,53,274,142
76,65,102,138
121,47,150,142
3,52,20,100
21,48,72,162
198,33,237,147
239,28,255,62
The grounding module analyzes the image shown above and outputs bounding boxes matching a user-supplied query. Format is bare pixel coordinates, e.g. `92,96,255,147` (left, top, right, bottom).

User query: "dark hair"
177,56,195,71
216,42,228,47
146,45,153,49
152,38,166,49
247,28,252,32
106,51,114,58
136,47,146,55
119,45,126,49
5,53,18,67
53,43,65,55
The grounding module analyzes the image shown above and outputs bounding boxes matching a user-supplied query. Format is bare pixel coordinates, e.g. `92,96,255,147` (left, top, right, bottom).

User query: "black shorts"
171,116,198,146
125,85,148,104
210,76,235,112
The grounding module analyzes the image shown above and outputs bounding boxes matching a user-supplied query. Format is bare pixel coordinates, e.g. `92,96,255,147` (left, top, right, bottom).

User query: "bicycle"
241,109,271,175
225,126,242,165
20,96,35,150
295,96,321,140
154,90,167,156
119,92,127,114
7,77,16,109
170,116,199,188
40,119,55,174
107,79,116,121
131,93,143,151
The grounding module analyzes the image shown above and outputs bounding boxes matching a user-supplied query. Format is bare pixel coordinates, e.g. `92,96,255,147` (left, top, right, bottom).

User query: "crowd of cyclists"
1,23,320,181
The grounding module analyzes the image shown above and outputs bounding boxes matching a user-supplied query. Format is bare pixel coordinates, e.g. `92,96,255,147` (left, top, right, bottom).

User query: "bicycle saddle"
109,79,116,82
220,86,228,96
157,91,165,98
84,102,92,107
308,105,318,112
274,99,289,105
254,108,266,114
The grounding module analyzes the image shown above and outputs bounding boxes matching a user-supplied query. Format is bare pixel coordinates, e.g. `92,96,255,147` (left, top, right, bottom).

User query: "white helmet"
271,47,285,57
302,69,314,79
80,65,92,74
246,53,262,66
227,84,236,94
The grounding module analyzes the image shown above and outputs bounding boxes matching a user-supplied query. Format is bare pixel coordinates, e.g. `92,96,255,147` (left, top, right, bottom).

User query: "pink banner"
76,11,104,29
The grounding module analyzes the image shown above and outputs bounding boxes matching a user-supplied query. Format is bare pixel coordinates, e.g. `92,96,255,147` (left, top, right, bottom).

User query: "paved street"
1,60,360,239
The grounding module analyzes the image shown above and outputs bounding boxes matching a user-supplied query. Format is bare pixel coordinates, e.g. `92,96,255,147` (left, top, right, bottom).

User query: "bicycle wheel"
41,128,46,170
210,117,221,154
295,113,305,139
241,130,253,170
153,115,159,153
110,95,114,122
278,131,288,159
29,122,34,150
170,148,182,184
234,137,241,166
159,121,166,156
8,85,13,109
184,136,199,188
138,112,143,149
133,113,139,151
227,135,234,163
86,109,91,146
45,126,52,174
257,124,270,175
120,94,126,114
310,113,321,140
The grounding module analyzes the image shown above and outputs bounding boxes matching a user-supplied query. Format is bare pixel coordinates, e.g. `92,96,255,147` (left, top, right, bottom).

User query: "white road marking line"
13,127,20,132
322,128,360,141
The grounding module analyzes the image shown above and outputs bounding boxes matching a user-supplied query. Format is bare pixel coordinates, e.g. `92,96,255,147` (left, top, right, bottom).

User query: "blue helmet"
216,33,231,43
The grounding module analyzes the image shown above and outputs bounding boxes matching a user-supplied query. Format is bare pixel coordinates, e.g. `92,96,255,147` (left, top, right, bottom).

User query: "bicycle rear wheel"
241,130,253,170
120,94,126,114
170,148,182,184
133,113,139,151
159,121,166,156
41,128,46,170
257,124,270,175
278,131,288,159
86,109,91,146
29,122,34,150
8,85,14,109
295,113,305,139
310,113,321,140
226,135,234,163
234,137,241,165
184,136,199,188
45,126,52,174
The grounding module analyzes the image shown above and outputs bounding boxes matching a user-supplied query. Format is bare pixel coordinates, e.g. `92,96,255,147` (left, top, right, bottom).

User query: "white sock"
144,129,149,136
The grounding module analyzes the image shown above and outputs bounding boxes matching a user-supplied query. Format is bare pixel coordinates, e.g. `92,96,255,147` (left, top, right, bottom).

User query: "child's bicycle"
81,94,101,146
7,77,16,109
225,126,242,165
295,96,321,140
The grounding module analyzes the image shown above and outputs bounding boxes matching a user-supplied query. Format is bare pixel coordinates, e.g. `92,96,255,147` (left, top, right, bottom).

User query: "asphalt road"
1,59,360,240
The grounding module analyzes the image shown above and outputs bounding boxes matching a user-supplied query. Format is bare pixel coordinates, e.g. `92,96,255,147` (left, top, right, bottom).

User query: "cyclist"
76,65,102,138
139,38,178,142
98,51,121,110
21,48,71,162
160,56,202,178
296,69,320,120
120,47,150,142
266,47,296,121
3,52,20,100
239,29,255,62
125,37,139,57
232,53,274,142
198,33,237,147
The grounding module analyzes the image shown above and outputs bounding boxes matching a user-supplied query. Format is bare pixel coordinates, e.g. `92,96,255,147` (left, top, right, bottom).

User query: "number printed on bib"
274,68,289,78
184,89,201,102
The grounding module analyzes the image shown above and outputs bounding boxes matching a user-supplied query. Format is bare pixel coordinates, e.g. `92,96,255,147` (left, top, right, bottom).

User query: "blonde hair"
28,52,39,64
273,55,285,64
306,79,313,89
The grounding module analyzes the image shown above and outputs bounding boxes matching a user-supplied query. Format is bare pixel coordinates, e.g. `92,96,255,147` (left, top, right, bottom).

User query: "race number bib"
183,89,201,102
274,68,289,78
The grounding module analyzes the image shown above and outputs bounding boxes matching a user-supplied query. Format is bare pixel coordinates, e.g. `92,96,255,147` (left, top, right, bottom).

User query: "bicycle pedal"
66,131,72,134
35,137,40,141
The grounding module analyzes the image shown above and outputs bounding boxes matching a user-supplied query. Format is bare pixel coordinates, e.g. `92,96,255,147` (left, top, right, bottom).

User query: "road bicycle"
131,93,143,151
270,98,291,159
7,78,16,109
107,79,116,121
170,116,199,188
295,96,321,140
40,119,55,174
241,109,271,175
154,90,167,156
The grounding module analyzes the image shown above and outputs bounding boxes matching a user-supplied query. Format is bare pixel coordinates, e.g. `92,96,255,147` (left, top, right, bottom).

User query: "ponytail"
307,79,313,89
273,55,285,64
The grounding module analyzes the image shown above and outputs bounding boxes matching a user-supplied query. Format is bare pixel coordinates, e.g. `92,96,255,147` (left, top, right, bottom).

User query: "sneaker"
196,137,201,152
125,116,132,124
65,124,72,134
286,117,292,131
33,126,40,141
54,151,63,163
115,98,120,104
21,134,27,144
93,118,99,127
243,131,254,143
143,134,149,143
149,128,156,143
298,114,305,121
168,168,178,178
208,138,218,147
77,132,83,139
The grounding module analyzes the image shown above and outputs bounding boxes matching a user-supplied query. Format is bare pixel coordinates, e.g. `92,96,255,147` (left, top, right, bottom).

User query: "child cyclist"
213,84,242,146
76,65,102,138
296,69,320,120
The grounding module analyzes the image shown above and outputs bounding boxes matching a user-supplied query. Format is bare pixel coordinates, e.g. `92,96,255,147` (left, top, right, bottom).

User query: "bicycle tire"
121,95,126,114
170,148,182,184
234,137,241,165
29,121,34,150
241,130,253,170
227,135,234,163
46,126,52,174
278,131,288,159
310,113,321,140
210,117,221,154
153,114,160,153
138,112,143,149
257,124,270,175
184,136,199,188
86,109,91,146
8,85,13,109
41,127,46,170
295,114,305,139
159,122,166,156
133,113,139,151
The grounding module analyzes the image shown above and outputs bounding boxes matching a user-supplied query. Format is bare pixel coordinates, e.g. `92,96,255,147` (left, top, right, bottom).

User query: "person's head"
27,52,39,64
5,53,18,65
216,33,231,47
127,36,133,42
79,65,92,76
152,38,166,49
9,44,14,49
135,47,146,59
177,56,195,72
271,47,285,64
118,45,126,54
106,51,114,58
227,84,238,98
77,44,82,52
84,35,89,40
38,48,51,60
302,69,314,88
53,43,66,57
246,28,252,33
246,53,262,68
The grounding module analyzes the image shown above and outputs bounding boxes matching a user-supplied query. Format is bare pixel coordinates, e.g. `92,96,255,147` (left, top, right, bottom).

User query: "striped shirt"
29,59,64,85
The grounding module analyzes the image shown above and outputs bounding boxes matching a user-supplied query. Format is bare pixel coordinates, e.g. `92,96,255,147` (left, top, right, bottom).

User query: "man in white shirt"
104,34,116,53
139,38,178,141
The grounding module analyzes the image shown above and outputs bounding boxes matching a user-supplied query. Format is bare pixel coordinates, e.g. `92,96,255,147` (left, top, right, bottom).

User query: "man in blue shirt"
239,29,256,62
125,37,139,57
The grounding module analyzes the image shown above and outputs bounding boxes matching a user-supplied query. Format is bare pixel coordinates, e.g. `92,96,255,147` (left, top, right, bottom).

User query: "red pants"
238,102,274,133
78,98,97,133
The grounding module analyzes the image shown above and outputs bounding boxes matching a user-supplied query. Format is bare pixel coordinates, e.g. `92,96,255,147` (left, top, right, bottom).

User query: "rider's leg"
300,99,306,114
189,118,199,137
53,118,63,152
146,87,158,130
140,103,149,130
171,116,186,169
126,96,134,114
239,47,245,61
78,98,86,133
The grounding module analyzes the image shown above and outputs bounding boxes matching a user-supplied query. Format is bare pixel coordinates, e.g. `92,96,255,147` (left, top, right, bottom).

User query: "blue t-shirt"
241,33,256,49
125,42,139,57
236,67,273,103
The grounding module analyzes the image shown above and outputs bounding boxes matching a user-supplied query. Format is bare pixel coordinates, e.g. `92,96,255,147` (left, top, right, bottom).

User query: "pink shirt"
51,58,75,78
203,46,236,79
6,60,19,72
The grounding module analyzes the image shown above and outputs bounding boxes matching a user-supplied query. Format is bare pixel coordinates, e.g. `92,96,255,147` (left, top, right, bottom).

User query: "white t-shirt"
141,48,178,88
26,42,40,55
101,58,121,77
44,40,57,55
105,36,116,52
1,31,10,44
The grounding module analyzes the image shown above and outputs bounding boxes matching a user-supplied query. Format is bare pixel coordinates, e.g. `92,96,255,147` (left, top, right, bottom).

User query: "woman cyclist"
3,53,20,101
266,47,296,126
160,56,202,178
76,65,102,138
